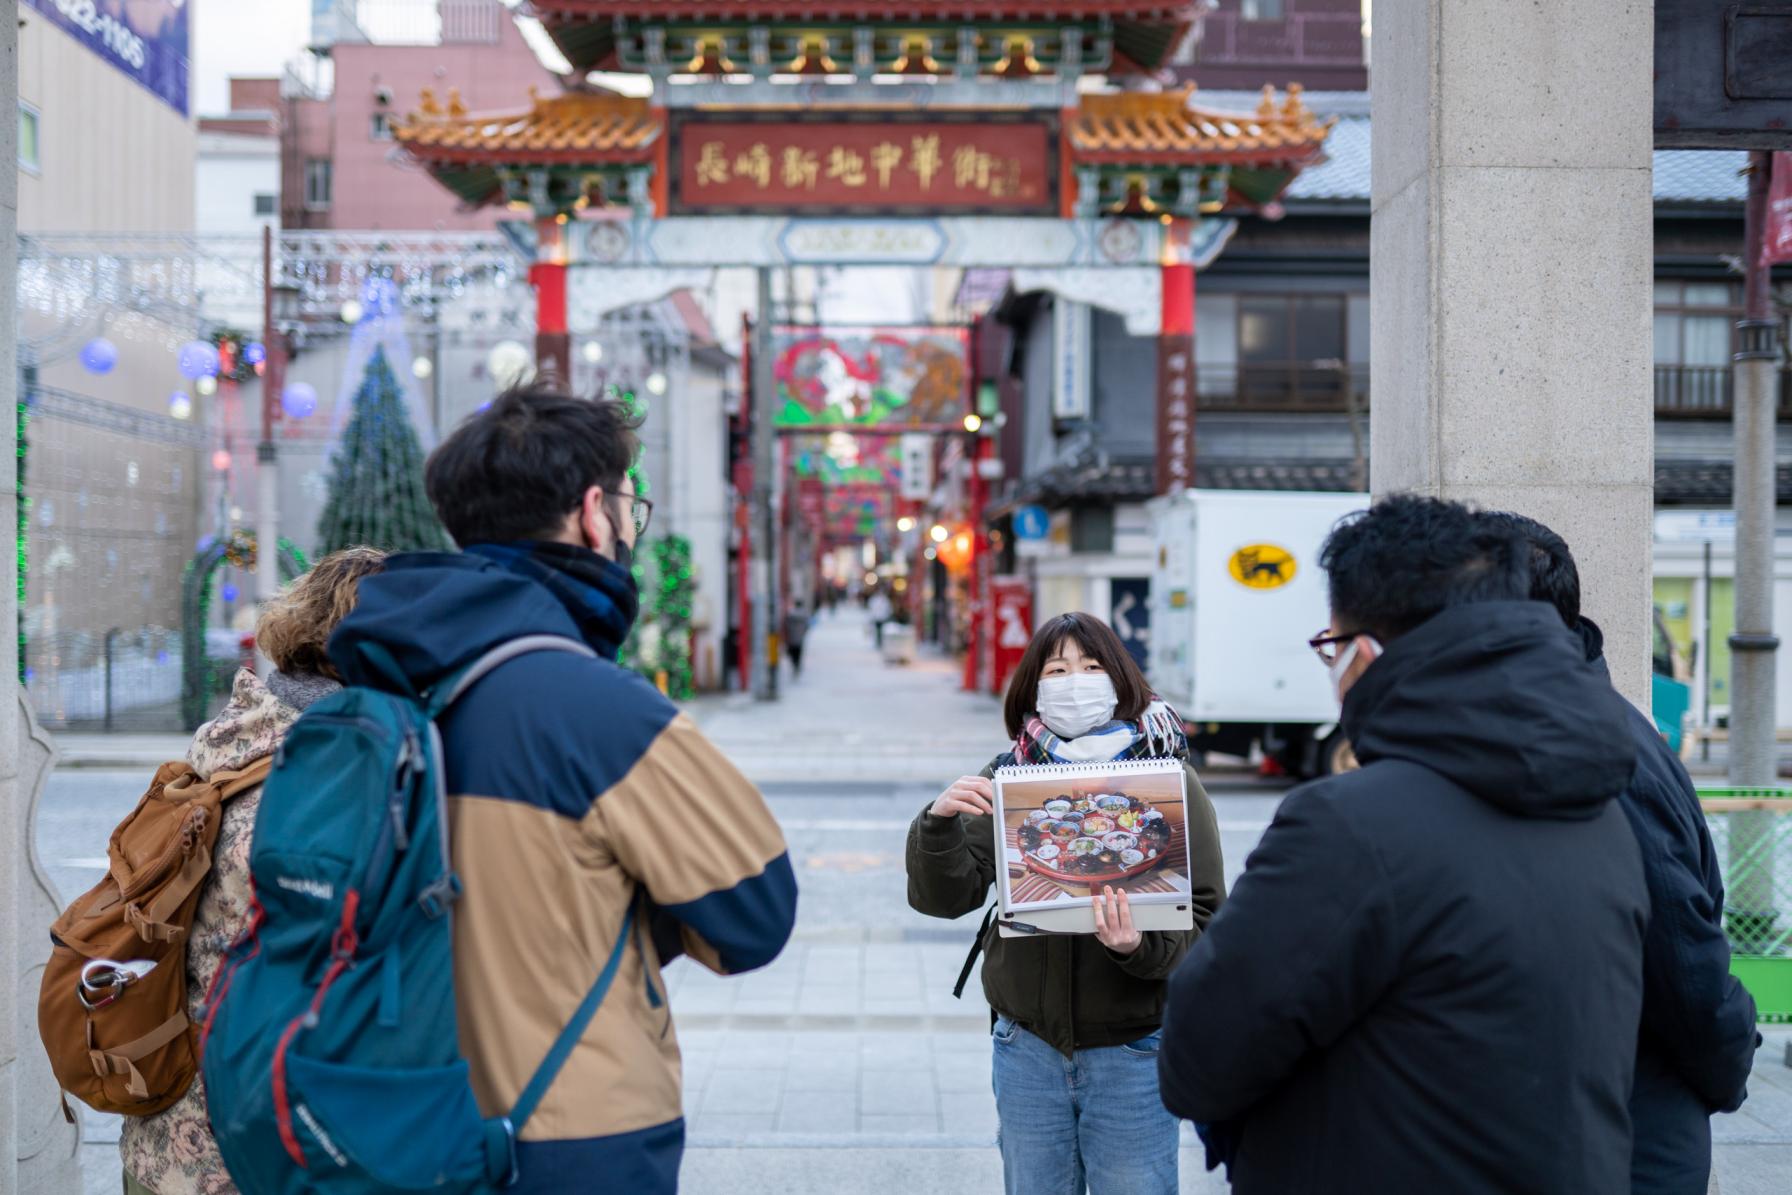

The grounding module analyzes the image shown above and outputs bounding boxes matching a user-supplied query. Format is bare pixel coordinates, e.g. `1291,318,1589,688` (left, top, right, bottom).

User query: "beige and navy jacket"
332,550,796,1193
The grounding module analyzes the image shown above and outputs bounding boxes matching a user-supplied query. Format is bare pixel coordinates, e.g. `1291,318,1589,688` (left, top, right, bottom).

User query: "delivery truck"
1148,489,1369,778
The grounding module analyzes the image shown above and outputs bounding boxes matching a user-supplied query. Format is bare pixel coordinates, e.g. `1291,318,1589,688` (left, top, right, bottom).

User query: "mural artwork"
773,326,969,429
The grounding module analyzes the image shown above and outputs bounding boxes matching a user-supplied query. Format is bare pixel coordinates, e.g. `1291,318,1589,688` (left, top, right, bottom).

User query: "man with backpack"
284,384,795,1192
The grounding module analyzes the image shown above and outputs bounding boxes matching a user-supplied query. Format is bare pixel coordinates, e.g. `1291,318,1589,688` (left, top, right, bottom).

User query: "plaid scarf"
1011,699,1189,765
464,541,639,661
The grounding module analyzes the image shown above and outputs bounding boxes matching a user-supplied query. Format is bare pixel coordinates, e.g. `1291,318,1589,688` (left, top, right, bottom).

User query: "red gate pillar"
1156,219,1196,495
531,216,571,383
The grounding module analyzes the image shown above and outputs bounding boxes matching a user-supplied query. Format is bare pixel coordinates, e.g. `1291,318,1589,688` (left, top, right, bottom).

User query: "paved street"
39,610,1792,1193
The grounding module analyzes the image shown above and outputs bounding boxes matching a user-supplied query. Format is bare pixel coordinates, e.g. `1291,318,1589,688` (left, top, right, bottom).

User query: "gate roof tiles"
1070,85,1333,166
397,90,661,164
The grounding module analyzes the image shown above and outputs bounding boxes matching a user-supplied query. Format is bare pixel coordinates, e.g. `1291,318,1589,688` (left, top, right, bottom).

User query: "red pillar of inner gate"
1156,219,1196,495
531,216,572,384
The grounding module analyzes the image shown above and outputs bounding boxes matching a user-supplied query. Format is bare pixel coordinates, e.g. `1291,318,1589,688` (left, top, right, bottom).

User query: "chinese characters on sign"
1156,337,1195,494
675,118,1056,215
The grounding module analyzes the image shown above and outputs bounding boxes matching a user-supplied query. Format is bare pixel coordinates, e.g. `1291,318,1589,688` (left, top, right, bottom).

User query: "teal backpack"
199,635,630,1193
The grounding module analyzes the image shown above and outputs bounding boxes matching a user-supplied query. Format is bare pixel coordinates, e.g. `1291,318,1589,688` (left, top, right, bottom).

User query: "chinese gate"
394,1,1332,696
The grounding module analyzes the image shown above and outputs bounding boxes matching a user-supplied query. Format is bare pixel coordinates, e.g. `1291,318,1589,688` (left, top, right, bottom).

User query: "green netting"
1699,789,1792,1020
1699,789,1792,956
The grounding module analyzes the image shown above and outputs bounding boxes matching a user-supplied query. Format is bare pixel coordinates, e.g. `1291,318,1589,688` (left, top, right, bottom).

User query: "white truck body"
1148,489,1368,725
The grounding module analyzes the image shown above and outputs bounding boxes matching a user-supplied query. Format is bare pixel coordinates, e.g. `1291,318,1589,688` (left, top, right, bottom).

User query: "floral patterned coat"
119,669,302,1195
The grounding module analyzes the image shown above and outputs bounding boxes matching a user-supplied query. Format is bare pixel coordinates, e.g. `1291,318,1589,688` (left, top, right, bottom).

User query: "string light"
650,535,695,700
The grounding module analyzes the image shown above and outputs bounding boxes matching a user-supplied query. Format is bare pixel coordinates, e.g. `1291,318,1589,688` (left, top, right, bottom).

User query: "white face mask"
1038,673,1119,740
1329,635,1382,706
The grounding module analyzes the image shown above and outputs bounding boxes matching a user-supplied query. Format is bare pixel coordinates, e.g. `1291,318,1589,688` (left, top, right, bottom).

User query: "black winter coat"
1159,602,1650,1195
907,754,1225,1056
1576,621,1758,1194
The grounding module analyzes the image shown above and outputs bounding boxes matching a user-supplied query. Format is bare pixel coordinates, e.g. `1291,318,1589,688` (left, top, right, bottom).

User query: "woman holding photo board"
906,613,1225,1195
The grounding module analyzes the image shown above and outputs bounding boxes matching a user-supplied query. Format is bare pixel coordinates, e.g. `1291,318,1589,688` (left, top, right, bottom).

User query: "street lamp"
256,224,303,674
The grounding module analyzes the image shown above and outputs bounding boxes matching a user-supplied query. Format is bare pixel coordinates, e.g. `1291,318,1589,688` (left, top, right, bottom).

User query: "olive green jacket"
905,754,1225,1056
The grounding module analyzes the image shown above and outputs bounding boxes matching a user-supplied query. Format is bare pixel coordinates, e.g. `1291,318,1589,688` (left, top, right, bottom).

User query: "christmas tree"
316,346,451,554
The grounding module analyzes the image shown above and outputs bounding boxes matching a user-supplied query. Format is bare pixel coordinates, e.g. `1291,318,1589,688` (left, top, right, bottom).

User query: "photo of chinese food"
993,764,1192,912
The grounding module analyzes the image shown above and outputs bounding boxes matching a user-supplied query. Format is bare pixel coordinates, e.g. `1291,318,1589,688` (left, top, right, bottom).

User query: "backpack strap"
213,756,274,801
507,889,641,1134
427,635,597,719
953,903,999,999
122,757,276,943
86,1012,189,1101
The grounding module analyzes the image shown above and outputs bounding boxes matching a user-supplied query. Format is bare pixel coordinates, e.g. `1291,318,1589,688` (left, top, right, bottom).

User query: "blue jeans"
990,1014,1180,1195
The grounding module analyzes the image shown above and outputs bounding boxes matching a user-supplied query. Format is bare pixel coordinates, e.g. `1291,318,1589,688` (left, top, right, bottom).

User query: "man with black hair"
328,383,797,1193
1480,510,1758,1195
1158,493,1649,1194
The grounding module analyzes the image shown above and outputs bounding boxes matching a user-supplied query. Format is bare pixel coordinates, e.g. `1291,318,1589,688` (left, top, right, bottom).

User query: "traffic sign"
1013,505,1050,541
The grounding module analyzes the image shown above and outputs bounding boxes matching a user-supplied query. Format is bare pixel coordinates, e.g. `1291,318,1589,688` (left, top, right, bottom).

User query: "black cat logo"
1229,544,1297,590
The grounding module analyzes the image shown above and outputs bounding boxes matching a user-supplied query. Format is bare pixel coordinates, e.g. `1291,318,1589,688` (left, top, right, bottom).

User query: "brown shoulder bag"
38,757,271,1117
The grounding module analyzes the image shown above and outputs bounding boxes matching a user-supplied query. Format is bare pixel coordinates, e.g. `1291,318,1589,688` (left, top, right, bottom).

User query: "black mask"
600,502,634,574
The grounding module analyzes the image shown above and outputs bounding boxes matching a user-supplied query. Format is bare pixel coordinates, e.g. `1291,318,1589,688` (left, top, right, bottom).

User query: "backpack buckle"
483,1117,520,1188
417,874,462,920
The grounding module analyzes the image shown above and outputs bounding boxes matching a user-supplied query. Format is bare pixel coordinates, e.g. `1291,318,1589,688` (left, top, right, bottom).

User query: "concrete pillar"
1,2,21,1187
1371,0,1655,705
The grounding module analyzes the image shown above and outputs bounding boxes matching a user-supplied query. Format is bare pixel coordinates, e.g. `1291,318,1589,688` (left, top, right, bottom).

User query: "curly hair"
255,547,388,679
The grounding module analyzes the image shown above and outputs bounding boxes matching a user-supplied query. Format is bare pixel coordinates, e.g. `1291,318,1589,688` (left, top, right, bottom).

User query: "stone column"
1371,0,1655,704
1,2,21,1187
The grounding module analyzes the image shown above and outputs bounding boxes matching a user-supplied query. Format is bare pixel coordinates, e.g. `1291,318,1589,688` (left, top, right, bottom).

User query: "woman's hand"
930,776,994,819
1093,886,1142,955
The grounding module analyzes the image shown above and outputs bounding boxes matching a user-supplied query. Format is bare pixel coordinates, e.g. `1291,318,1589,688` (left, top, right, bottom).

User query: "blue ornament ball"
242,341,266,366
178,340,221,380
221,584,240,603
281,382,319,420
80,338,119,374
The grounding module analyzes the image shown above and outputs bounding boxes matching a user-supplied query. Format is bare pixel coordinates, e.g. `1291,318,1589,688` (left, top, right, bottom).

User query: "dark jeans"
874,620,887,649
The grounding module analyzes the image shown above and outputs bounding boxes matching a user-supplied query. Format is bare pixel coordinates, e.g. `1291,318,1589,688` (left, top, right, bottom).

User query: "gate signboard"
672,113,1059,216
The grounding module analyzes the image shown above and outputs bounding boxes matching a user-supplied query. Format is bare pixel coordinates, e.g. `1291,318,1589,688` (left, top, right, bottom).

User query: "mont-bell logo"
275,876,335,902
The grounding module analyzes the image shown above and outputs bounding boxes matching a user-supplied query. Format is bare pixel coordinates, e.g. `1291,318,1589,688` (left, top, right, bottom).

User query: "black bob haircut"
1475,510,1581,630
425,382,641,547
1002,612,1152,739
1319,493,1531,643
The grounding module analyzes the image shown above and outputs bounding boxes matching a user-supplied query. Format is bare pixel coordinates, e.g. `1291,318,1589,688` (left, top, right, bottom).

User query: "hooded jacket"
1575,620,1758,1194
1159,601,1649,1195
329,549,797,1195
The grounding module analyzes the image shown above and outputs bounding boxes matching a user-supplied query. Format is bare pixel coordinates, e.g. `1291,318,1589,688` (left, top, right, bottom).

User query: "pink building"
277,2,558,231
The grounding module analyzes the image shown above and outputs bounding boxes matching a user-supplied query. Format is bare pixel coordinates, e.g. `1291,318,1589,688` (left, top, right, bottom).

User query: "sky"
189,2,1375,117
191,0,312,116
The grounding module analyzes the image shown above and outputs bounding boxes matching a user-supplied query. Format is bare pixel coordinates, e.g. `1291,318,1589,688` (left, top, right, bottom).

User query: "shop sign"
990,576,1034,697
25,0,189,115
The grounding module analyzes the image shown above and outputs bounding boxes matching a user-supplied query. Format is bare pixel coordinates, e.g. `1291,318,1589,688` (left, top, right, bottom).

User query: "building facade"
17,4,204,730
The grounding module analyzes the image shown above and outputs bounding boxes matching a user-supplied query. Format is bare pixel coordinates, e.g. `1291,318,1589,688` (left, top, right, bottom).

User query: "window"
253,193,277,216
1241,0,1285,20
1070,506,1115,554
18,104,40,173
304,159,333,209
1654,281,1743,414
370,112,392,141
1653,282,1739,367
1236,294,1349,409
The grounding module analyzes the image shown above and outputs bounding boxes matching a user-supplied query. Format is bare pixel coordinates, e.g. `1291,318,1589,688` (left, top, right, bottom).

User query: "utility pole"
751,268,779,701
255,225,283,675
1729,151,1779,922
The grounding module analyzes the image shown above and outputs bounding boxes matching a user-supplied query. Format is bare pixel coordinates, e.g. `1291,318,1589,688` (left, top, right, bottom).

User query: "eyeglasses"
618,493,654,538
1308,628,1356,667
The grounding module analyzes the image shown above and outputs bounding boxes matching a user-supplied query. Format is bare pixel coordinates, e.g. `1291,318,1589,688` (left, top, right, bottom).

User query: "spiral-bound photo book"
991,758,1196,937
